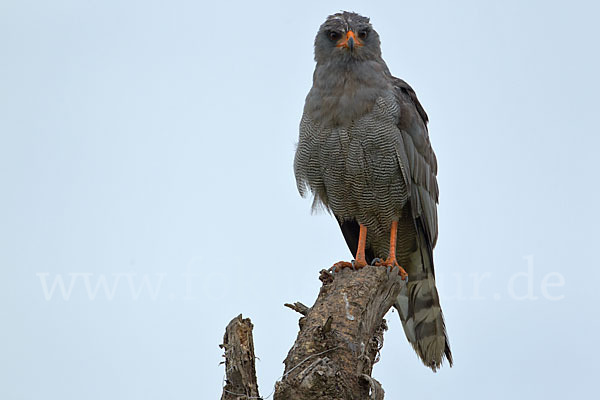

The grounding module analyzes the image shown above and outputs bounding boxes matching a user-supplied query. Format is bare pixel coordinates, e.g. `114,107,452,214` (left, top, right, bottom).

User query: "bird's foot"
374,258,408,281
330,259,368,273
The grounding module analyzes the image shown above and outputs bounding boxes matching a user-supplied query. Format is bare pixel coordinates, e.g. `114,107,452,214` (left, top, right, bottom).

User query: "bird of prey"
294,11,452,371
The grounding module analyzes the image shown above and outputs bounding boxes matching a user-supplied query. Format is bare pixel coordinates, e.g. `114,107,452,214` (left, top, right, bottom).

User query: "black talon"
371,258,382,266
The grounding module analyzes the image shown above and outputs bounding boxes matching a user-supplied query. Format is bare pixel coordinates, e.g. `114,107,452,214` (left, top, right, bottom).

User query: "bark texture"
274,266,404,400
220,315,261,400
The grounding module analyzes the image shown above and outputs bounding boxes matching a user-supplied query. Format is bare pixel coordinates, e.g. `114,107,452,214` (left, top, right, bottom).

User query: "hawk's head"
314,12,382,63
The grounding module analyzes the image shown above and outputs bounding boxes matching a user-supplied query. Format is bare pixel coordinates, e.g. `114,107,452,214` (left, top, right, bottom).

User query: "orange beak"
336,30,363,50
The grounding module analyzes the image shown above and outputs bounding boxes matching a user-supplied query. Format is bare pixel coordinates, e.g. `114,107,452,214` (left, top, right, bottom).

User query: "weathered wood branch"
274,266,403,399
219,266,404,400
220,315,261,400
284,302,309,316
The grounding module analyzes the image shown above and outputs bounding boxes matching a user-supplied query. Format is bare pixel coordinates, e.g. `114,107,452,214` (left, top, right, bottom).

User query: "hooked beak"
336,30,362,51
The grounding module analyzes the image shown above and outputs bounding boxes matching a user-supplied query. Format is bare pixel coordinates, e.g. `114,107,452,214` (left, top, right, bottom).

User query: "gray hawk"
294,11,452,371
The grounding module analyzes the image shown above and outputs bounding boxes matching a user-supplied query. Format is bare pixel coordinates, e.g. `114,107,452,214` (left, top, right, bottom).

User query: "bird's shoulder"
391,77,429,127
389,76,436,171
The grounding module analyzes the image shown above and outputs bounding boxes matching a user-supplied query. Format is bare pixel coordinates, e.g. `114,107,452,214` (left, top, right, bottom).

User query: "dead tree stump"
219,265,404,400
274,266,403,399
220,315,261,400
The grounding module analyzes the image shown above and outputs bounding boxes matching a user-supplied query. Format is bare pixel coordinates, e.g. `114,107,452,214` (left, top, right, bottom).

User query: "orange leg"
375,221,408,280
331,224,368,272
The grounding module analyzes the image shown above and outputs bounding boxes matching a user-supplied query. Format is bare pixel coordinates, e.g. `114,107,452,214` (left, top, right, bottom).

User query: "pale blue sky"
1,1,599,399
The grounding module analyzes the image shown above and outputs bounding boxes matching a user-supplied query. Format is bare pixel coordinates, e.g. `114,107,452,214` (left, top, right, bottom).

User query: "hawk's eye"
328,31,341,41
358,30,368,40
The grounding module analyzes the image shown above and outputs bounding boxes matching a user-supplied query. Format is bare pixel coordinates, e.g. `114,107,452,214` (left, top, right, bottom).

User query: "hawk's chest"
309,95,401,181
295,93,408,221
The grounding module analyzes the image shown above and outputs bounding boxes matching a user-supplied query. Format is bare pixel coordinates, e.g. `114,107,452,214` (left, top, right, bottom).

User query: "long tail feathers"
394,241,452,371
395,276,452,371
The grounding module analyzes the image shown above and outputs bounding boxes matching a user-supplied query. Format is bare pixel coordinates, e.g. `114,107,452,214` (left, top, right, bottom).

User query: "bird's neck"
305,59,392,126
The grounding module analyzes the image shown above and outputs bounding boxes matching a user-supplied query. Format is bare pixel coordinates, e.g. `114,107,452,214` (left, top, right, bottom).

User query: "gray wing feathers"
393,78,439,247
392,77,452,371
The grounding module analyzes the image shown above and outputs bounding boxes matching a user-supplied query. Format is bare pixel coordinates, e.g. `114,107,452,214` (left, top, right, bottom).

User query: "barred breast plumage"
295,92,410,250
